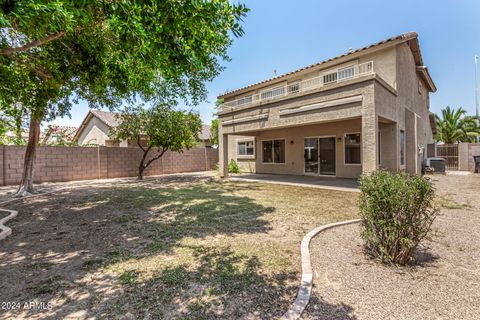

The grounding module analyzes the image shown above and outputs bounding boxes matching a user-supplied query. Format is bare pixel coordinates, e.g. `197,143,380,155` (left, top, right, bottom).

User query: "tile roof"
42,125,78,143
90,109,121,128
218,32,421,98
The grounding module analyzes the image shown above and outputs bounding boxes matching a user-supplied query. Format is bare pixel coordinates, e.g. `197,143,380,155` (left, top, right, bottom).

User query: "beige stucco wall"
219,41,434,178
252,119,362,178
77,117,111,146
373,42,433,174
227,135,256,173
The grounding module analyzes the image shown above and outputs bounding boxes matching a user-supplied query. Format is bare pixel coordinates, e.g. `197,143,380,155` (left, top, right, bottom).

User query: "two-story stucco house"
217,32,437,179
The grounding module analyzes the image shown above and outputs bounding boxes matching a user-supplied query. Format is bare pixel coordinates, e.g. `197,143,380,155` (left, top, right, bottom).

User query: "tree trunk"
13,116,41,197
138,147,151,180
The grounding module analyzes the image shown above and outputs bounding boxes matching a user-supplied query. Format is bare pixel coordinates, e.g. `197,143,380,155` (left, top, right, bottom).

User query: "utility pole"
476,55,479,142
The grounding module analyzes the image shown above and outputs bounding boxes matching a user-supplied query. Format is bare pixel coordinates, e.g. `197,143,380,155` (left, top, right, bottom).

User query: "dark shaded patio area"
229,174,359,192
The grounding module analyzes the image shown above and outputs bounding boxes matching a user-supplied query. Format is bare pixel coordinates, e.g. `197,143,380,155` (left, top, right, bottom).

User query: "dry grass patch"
0,174,358,319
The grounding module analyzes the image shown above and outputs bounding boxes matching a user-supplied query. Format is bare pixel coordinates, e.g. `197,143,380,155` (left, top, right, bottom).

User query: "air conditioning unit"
424,157,446,174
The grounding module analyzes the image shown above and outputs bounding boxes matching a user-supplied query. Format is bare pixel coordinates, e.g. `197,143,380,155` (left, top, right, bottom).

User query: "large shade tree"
435,107,479,144
111,105,202,180
0,0,248,196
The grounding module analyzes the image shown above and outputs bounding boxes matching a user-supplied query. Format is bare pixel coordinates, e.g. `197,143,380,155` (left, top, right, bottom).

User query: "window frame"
343,132,362,166
399,129,406,168
237,139,255,158
261,138,287,164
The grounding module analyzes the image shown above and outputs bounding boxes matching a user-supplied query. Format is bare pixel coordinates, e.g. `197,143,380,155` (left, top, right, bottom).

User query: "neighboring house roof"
42,125,78,144
90,109,121,128
218,32,436,99
73,110,121,142
74,109,211,142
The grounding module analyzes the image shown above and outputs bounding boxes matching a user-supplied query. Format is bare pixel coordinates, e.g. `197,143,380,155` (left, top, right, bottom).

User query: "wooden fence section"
436,144,459,170
0,145,218,186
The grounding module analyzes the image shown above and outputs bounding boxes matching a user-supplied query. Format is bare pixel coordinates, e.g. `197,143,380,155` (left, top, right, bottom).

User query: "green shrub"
358,171,438,265
228,159,240,173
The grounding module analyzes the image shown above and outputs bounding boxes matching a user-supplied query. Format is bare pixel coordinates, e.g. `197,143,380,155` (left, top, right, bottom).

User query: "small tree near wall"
358,171,439,265
112,106,202,180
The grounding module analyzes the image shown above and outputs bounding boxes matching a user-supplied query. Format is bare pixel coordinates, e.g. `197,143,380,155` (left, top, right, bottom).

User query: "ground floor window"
238,140,254,156
400,130,405,166
262,139,285,163
344,133,361,164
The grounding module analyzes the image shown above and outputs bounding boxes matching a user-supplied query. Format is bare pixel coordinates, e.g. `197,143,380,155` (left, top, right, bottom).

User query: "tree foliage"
0,0,248,195
435,107,479,143
210,118,218,146
111,105,202,180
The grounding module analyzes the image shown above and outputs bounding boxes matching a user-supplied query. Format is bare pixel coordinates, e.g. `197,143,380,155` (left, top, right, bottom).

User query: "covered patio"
229,173,359,192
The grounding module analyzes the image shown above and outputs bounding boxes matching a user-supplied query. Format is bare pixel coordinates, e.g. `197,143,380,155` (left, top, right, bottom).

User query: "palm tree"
435,107,479,143
459,115,480,142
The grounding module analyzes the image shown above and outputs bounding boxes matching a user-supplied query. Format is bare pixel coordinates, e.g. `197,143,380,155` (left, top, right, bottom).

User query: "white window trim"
237,139,255,159
343,132,362,166
261,138,287,165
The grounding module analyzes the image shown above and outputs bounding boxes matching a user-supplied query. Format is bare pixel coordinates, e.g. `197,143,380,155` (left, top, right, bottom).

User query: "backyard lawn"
0,173,358,320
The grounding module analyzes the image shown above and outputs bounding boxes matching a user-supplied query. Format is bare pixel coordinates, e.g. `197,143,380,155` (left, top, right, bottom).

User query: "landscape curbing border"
281,219,361,320
0,190,62,241
0,208,18,241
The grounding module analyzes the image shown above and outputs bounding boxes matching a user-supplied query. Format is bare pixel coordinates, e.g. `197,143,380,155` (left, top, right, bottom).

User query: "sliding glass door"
304,137,336,176
304,138,319,175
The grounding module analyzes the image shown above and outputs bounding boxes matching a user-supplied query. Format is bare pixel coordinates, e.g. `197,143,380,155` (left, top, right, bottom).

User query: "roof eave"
73,111,94,141
416,66,437,93
218,32,419,99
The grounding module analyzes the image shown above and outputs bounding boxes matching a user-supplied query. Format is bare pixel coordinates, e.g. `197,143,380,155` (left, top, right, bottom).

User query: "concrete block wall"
456,143,480,172
0,146,218,185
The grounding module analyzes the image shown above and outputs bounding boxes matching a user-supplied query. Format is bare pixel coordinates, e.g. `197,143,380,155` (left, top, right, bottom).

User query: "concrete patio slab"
229,174,359,192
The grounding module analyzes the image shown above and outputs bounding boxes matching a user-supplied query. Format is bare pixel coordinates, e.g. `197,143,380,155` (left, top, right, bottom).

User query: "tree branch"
144,147,168,169
0,32,66,56
137,137,146,152
10,55,53,81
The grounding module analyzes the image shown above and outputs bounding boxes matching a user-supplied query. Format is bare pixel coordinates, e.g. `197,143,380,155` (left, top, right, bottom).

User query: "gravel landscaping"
302,174,480,320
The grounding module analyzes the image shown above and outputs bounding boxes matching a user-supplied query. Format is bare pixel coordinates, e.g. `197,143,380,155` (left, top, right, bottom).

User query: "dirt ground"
303,174,480,320
0,172,358,320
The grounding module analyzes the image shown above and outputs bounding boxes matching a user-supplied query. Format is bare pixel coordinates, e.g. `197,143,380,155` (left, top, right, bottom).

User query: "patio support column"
361,93,378,174
219,133,229,178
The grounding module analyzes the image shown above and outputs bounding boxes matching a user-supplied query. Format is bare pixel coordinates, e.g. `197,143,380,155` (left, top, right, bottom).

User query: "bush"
228,159,240,174
358,171,438,265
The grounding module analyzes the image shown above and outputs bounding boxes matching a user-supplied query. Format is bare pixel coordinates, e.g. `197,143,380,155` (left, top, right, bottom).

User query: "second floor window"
238,140,254,156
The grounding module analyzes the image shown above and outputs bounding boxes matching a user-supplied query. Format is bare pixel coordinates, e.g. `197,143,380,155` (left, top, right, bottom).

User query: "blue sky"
49,0,480,128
